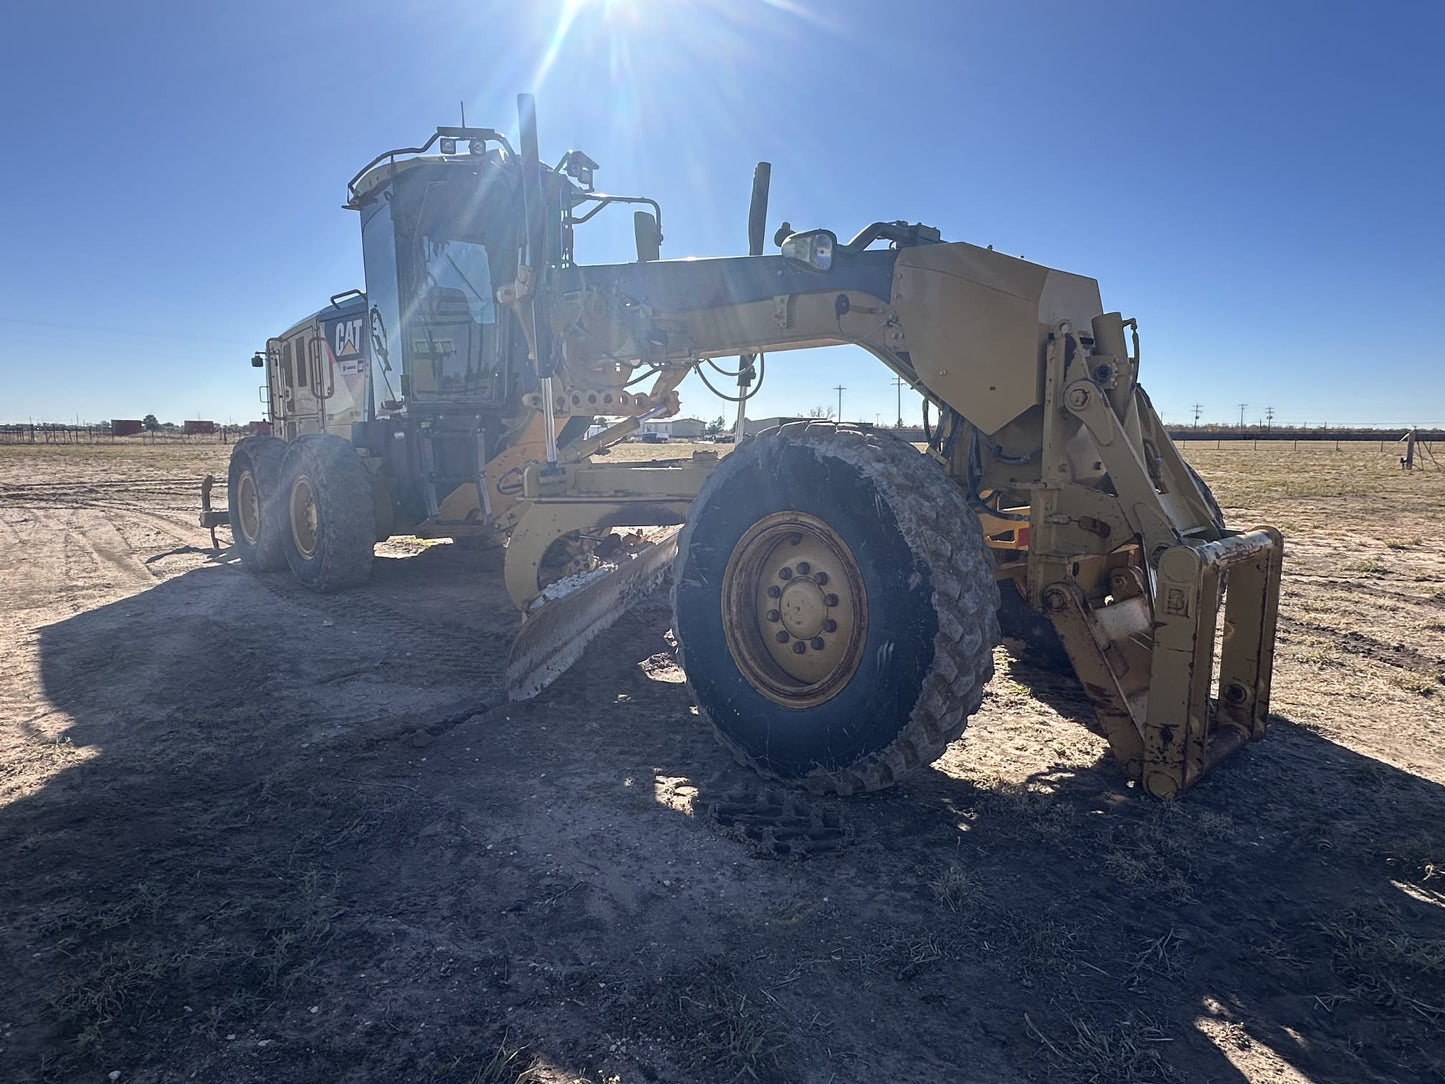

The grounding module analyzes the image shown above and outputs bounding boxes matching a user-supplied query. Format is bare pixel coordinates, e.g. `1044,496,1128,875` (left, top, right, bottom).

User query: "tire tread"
676,423,999,795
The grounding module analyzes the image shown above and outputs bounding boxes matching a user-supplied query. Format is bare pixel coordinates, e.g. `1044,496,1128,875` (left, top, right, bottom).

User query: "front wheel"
280,435,376,592
673,423,999,794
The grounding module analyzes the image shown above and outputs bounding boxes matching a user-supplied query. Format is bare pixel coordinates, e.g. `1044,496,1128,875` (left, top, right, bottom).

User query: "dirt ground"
2,436,1443,1083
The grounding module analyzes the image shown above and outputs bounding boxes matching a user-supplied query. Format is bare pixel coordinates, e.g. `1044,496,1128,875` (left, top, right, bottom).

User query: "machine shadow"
609,609,1445,1084
7,570,1443,1083
3,553,530,1082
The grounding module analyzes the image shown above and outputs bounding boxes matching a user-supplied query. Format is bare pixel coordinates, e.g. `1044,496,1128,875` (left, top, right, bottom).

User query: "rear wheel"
227,436,288,571
673,423,999,794
280,435,376,592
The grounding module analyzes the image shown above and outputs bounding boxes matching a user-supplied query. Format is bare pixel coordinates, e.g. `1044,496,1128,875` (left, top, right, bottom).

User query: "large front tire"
673,423,1000,794
280,435,375,592
227,436,289,572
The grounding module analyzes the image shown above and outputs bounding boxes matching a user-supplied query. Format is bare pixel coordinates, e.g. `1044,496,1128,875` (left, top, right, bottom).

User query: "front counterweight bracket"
1045,527,1283,798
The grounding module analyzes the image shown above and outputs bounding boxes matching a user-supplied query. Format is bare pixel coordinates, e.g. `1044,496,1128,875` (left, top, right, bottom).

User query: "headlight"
780,229,836,272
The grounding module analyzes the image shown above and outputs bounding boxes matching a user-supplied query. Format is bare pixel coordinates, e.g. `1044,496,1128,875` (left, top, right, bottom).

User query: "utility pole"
1265,405,1274,432
834,384,846,422
1192,403,1202,428
892,376,906,427
1239,403,1248,430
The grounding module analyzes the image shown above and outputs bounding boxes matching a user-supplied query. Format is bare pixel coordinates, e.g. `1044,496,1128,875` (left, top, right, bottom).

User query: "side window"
282,342,294,387
294,337,309,388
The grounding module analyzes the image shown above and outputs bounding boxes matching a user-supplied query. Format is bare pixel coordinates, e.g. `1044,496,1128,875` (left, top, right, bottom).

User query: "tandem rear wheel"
279,435,376,592
673,423,1000,795
226,435,289,571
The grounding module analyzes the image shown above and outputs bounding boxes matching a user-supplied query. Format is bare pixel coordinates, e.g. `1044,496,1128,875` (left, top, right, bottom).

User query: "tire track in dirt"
69,507,158,590
1279,613,1445,673
1288,575,1445,609
102,504,214,564
1,505,77,612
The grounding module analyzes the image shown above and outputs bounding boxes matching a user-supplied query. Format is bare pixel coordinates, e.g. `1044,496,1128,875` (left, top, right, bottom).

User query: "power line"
1239,402,1248,428
834,384,846,421
1192,403,1202,428
892,376,906,427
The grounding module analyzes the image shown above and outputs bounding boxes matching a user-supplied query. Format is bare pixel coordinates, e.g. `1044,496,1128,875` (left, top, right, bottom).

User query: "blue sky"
2,0,1441,428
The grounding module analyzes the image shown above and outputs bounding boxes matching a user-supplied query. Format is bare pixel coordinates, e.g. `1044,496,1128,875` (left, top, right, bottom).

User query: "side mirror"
634,211,662,263
251,353,265,368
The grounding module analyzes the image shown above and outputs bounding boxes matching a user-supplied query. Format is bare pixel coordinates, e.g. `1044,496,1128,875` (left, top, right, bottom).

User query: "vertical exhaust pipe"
748,162,771,256
518,93,543,270
736,162,772,441
517,93,560,469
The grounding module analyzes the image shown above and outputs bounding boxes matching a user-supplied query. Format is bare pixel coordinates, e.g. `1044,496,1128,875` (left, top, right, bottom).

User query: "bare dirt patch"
2,439,1443,1083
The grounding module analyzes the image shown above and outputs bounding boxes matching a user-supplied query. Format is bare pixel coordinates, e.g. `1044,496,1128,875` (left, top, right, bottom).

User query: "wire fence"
0,424,253,445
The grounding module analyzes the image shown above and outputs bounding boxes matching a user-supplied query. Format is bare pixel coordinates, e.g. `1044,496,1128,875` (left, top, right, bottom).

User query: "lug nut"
813,571,828,585
824,593,839,607
810,637,825,651
796,561,811,575
824,619,837,633
792,641,807,654
767,585,781,599
766,609,780,622
775,630,790,643
778,566,794,580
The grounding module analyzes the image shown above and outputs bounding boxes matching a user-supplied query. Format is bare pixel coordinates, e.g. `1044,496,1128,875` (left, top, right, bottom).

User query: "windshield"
399,167,517,400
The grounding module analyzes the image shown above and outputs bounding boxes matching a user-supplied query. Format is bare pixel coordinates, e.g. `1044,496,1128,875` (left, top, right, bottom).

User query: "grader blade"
506,531,680,701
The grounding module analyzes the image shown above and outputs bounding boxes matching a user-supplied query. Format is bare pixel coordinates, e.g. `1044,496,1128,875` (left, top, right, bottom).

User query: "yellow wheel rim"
289,473,319,559
236,469,262,546
721,512,868,709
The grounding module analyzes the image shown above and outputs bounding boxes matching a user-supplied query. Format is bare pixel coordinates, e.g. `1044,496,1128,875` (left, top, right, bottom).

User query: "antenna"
460,100,466,128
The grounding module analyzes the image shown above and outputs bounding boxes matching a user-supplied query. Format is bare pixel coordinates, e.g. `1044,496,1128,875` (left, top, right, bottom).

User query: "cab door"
287,330,322,437
264,337,285,425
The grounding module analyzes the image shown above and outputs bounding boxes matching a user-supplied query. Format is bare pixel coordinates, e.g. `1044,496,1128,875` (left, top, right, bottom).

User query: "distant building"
640,417,707,440
111,419,144,437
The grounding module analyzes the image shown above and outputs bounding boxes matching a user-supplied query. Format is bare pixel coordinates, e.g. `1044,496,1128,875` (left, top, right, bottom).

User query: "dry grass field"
1,436,1443,1083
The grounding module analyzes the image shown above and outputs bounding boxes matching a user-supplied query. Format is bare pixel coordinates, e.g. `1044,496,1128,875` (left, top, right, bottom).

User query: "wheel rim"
721,512,868,709
236,469,262,546
289,473,319,559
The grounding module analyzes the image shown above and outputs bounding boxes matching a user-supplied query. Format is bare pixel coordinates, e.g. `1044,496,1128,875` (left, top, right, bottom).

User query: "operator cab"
348,143,534,416
346,121,660,426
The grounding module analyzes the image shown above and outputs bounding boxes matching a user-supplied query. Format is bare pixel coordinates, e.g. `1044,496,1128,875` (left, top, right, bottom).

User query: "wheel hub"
290,473,319,559
779,577,827,640
236,469,262,546
722,512,868,709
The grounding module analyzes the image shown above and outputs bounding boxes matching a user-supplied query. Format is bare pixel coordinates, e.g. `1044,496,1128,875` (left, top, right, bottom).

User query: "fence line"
0,424,246,445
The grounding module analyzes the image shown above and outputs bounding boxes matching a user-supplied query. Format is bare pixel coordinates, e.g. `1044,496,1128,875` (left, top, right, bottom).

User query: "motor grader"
206,95,1282,799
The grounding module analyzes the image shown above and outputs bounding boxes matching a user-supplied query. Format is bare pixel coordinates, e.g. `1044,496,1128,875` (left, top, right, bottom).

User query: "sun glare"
530,0,841,93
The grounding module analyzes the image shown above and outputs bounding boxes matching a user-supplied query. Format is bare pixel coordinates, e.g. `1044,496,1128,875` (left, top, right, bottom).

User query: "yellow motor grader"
207,95,1282,798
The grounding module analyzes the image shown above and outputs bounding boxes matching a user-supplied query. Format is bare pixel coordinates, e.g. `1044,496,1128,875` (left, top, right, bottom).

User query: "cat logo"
331,317,365,376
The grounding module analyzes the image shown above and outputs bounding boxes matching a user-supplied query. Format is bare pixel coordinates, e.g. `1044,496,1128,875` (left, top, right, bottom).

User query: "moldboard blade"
505,531,680,701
